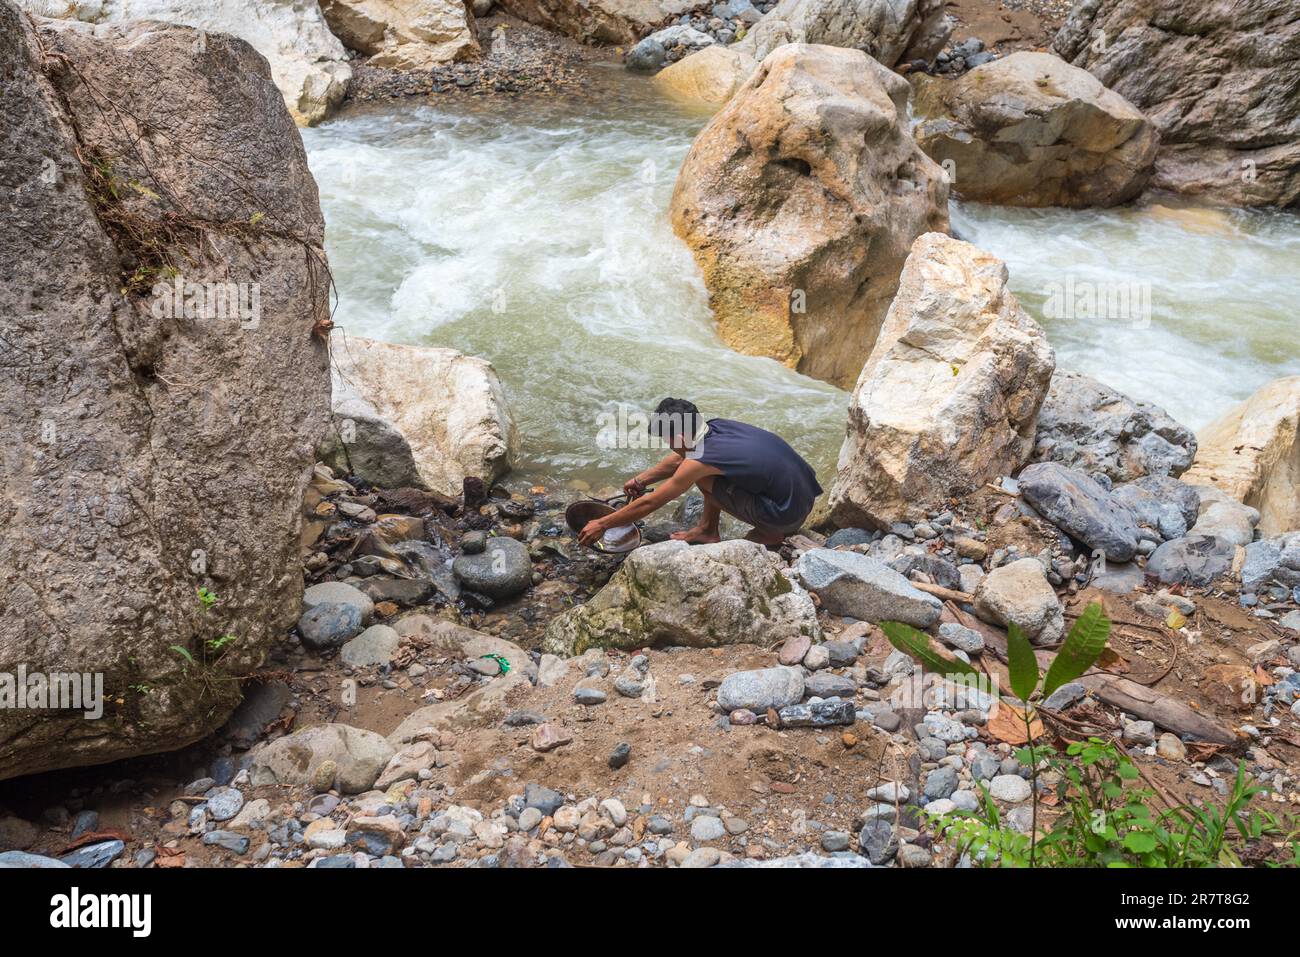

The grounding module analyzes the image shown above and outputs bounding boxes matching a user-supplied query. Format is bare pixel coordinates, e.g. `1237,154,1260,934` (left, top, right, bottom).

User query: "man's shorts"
710,477,810,535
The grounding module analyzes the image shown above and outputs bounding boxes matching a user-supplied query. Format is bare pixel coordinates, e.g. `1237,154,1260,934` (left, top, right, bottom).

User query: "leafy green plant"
888,602,1298,867
196,587,218,610
885,602,1114,865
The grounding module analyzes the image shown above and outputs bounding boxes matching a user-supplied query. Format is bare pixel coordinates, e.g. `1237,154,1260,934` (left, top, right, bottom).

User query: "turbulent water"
303,66,1300,490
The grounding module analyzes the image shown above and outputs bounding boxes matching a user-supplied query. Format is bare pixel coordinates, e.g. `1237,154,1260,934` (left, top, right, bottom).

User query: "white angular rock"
829,234,1055,528
670,43,949,389
541,540,821,656
22,0,352,125
320,335,519,497
972,558,1064,646
1182,376,1300,536
320,0,478,70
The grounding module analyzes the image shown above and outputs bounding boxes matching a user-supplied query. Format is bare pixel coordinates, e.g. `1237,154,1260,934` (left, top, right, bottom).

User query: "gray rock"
891,552,962,591
1241,533,1300,591
1042,681,1086,710
1190,495,1259,547
1111,482,1187,541
1146,535,1236,587
717,667,804,712
1134,475,1201,529
972,558,1064,645
303,581,375,622
821,830,851,852
793,549,942,627
452,537,533,599
206,786,244,822
573,687,607,705
858,820,899,864
924,765,959,799
250,723,394,794
60,840,125,868
778,700,856,727
340,624,400,667
1032,371,1196,481
938,622,985,654
805,672,857,698
1018,462,1140,561
524,784,564,817
202,830,250,854
988,774,1032,803
0,851,70,868
298,602,364,651
690,815,726,842
826,527,874,548
625,37,667,72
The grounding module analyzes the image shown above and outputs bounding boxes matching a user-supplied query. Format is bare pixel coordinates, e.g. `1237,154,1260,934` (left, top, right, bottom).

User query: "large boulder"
20,0,352,126
670,44,949,389
828,234,1054,528
0,7,330,780
320,0,479,69
1181,376,1300,536
493,0,697,44
1032,370,1196,482
792,549,942,627
319,335,518,498
1054,0,1300,207
541,540,821,656
1017,462,1140,562
738,0,950,67
914,51,1158,208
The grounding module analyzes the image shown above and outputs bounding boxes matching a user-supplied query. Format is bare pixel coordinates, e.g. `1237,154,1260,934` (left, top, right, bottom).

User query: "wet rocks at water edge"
452,536,533,599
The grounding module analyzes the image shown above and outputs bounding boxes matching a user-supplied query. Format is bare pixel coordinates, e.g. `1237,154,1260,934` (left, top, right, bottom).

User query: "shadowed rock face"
0,5,330,779
671,43,949,390
1054,0,1300,207
914,51,1159,208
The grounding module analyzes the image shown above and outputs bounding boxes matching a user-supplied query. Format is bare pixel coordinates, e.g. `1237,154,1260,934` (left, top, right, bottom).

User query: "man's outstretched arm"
582,460,717,545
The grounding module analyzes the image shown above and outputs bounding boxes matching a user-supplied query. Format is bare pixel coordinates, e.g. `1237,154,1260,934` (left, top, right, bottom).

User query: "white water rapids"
303,66,1300,489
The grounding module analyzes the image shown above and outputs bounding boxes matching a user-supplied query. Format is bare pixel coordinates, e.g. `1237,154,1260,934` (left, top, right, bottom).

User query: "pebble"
690,815,726,842
988,775,1032,803
608,743,631,770
206,786,245,822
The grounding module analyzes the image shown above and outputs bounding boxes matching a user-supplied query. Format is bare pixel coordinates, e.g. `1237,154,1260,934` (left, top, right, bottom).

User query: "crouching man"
579,397,822,547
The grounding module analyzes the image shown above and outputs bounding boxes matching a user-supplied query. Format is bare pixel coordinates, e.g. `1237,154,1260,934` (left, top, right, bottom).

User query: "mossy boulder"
542,540,821,657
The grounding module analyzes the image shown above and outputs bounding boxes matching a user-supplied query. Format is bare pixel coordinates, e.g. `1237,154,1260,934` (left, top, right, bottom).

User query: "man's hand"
623,477,645,499
579,518,607,547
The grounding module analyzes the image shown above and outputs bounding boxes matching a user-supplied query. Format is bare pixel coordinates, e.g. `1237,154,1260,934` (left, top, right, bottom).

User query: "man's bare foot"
745,528,786,547
671,525,721,544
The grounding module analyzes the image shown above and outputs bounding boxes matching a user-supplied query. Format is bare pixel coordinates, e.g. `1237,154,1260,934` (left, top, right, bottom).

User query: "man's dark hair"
649,397,701,446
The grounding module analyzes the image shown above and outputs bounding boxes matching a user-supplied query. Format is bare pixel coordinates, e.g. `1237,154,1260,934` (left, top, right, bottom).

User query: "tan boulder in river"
829,233,1056,529
670,43,949,389
914,51,1158,209
320,0,480,70
1182,377,1300,537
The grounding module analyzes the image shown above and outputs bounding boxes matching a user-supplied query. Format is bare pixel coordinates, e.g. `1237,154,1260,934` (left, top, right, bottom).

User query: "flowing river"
303,65,1300,490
